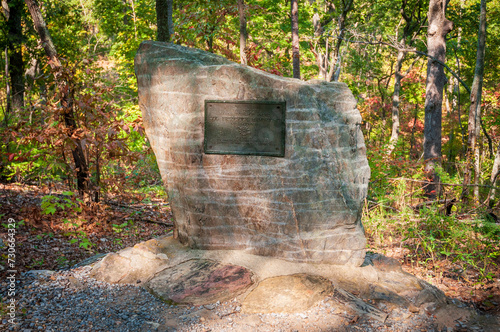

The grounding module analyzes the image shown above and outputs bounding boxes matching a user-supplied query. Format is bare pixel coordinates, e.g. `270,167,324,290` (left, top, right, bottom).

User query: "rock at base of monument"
331,287,388,322
362,252,403,273
144,259,254,306
71,253,107,269
90,246,168,284
242,274,334,314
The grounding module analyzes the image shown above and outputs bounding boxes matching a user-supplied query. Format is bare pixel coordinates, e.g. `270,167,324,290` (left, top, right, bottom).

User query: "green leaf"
45,206,57,215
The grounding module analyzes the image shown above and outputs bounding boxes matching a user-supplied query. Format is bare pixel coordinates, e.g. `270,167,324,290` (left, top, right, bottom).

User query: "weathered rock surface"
85,235,481,329
90,244,169,284
144,259,254,305
242,274,334,313
135,41,370,265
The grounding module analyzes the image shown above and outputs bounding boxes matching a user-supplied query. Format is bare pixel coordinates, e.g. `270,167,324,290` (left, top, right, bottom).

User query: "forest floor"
1,183,499,330
0,183,173,274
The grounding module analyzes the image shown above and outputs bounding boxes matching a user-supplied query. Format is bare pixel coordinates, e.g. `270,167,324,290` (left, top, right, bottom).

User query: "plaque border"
203,100,286,157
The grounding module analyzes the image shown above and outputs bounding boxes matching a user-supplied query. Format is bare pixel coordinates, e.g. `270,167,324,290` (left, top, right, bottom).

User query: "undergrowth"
364,177,500,284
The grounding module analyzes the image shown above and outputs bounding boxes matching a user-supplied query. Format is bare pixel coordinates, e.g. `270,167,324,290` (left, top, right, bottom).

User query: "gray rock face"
135,41,370,266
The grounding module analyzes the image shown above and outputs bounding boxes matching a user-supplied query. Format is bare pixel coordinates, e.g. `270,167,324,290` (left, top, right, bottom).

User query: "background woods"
0,0,500,310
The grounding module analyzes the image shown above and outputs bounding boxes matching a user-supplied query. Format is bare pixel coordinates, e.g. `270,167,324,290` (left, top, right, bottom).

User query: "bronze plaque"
204,100,286,157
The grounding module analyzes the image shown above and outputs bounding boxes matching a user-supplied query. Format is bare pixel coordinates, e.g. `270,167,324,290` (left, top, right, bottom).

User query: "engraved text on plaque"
204,100,286,157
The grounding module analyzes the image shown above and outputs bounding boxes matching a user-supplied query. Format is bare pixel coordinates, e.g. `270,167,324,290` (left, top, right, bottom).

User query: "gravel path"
0,266,492,332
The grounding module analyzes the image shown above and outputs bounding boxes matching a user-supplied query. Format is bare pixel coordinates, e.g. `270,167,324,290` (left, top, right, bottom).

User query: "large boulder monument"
134,41,370,266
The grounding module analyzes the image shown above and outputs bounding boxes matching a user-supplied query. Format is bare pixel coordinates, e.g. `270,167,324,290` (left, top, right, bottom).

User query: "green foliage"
113,238,123,246
94,0,155,90
1,219,25,229
364,146,499,283
56,255,69,268
1,0,499,289
478,213,500,238
4,0,496,202
176,0,237,54
365,199,500,283
62,217,95,251
69,230,95,250
29,257,45,268
41,192,82,215
1,54,157,201
135,184,167,198
112,220,134,234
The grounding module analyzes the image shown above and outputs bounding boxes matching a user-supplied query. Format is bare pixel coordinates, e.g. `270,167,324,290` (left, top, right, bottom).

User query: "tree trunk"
423,0,453,199
3,47,11,126
410,105,418,159
95,145,101,203
156,0,171,42
311,4,334,80
167,0,173,38
24,0,90,198
312,11,327,80
444,83,456,168
207,34,213,53
490,144,500,203
388,0,425,156
326,0,353,82
24,0,59,65
291,0,300,79
387,49,405,155
462,0,487,204
5,0,24,112
237,0,248,65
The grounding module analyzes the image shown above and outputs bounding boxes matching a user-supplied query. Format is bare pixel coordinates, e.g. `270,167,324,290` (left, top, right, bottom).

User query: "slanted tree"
462,0,487,203
291,0,300,79
422,0,453,199
24,0,90,199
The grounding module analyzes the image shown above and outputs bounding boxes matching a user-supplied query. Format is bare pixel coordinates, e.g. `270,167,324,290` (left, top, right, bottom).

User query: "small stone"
409,304,419,313
156,253,168,260
145,321,160,329
67,276,84,289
